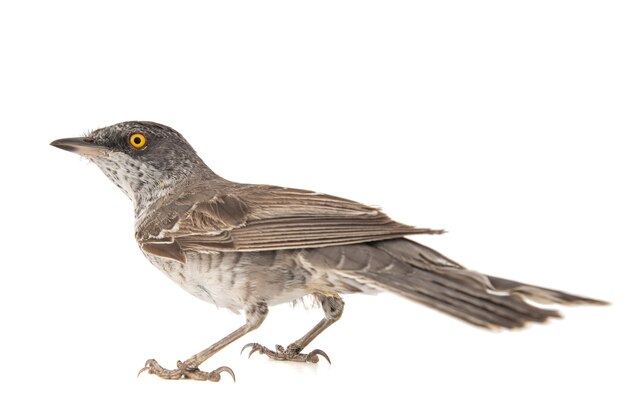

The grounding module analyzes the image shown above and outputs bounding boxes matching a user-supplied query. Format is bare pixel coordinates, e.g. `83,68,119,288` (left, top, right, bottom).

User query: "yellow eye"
129,133,147,149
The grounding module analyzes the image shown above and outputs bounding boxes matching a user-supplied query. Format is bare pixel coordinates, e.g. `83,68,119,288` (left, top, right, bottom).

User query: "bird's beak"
49,138,109,157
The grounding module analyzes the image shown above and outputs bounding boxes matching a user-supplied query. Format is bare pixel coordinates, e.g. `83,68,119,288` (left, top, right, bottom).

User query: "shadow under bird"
51,121,606,381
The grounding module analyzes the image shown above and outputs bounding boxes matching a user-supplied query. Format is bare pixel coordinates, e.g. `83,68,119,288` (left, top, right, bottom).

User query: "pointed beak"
50,138,109,157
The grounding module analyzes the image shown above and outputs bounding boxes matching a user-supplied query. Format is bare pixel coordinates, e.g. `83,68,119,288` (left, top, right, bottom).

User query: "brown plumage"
136,178,604,330
305,239,604,330
51,121,607,382
137,181,443,262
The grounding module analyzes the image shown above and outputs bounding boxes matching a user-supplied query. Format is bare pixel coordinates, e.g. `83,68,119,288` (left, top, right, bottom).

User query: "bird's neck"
92,153,217,217
130,168,218,218
132,176,180,217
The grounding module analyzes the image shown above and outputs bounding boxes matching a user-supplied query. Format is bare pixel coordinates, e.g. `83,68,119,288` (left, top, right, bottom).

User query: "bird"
50,121,606,382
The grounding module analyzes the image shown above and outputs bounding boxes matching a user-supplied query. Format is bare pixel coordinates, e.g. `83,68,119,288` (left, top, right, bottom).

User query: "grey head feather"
84,121,217,215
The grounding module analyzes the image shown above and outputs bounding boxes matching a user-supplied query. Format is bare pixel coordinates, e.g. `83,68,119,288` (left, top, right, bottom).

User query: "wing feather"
137,183,442,260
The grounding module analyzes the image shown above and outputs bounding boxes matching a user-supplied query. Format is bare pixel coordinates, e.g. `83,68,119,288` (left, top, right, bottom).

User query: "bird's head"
51,121,211,212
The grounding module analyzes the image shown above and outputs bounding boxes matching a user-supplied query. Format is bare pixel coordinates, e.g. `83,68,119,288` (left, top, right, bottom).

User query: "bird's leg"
139,303,268,381
243,295,343,364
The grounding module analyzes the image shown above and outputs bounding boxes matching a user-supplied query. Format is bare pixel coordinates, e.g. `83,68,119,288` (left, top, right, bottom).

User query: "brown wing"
137,182,443,262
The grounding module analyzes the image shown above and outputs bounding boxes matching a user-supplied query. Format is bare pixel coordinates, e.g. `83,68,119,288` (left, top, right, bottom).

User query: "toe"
137,359,160,377
213,366,236,382
308,349,331,364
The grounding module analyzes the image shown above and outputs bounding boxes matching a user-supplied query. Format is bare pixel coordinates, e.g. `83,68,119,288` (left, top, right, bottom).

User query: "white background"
0,1,624,416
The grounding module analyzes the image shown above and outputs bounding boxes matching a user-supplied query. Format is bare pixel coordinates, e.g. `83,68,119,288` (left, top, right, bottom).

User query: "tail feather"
357,265,560,329
305,238,606,330
486,275,608,306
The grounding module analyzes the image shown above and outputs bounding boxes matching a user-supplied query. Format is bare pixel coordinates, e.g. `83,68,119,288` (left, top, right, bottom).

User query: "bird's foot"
137,359,236,382
241,343,331,364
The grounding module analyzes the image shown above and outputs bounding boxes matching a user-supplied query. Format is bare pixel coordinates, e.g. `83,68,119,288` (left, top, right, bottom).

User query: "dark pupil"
133,137,142,145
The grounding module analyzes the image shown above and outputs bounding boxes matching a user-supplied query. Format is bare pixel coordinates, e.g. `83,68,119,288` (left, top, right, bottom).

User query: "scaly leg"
139,303,268,381
243,295,343,364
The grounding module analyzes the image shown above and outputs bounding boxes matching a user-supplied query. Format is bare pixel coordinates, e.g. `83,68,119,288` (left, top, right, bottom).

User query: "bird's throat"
89,152,191,217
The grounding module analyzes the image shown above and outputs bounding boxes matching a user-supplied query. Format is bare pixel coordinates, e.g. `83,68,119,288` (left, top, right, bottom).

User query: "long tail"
304,238,607,330
485,275,607,305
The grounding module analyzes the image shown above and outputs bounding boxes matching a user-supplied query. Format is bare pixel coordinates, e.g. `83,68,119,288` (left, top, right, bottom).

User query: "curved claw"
241,342,264,359
240,342,254,355
213,366,236,383
180,365,236,382
137,359,158,378
137,365,149,378
307,349,331,365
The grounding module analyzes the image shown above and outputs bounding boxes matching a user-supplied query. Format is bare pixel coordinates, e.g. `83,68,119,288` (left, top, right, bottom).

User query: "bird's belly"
141,250,317,312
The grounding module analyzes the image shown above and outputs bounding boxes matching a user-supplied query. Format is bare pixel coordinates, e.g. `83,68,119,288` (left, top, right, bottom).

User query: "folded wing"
137,182,442,262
